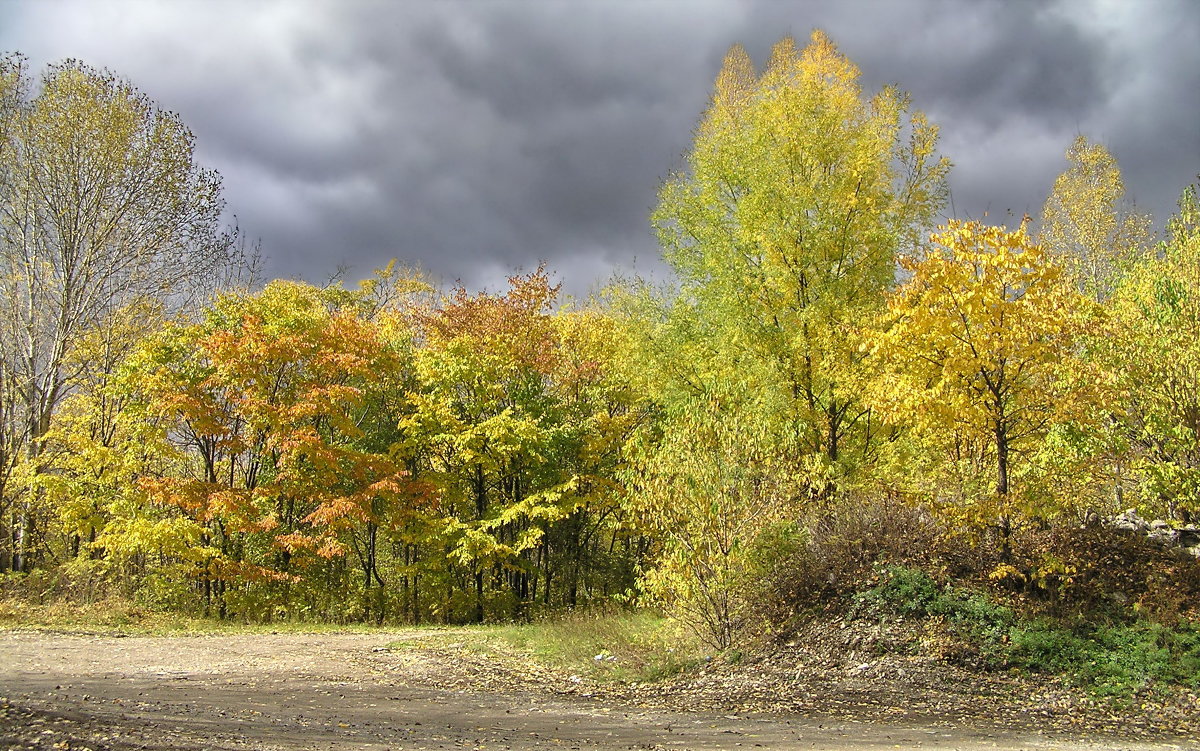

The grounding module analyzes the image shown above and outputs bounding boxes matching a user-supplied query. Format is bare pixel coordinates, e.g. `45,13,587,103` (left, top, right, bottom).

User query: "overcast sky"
2,0,1197,297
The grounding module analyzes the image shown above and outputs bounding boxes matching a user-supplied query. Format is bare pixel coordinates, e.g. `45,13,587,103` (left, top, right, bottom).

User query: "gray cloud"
1,0,1197,298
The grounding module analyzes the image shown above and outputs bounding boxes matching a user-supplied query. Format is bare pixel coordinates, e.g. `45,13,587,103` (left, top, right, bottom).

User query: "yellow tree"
651,31,949,492
868,221,1101,539
1040,137,1152,512
1107,184,1200,521
36,301,165,566
404,271,647,621
546,307,650,606
630,29,948,644
623,392,799,649
1040,136,1151,302
0,56,241,571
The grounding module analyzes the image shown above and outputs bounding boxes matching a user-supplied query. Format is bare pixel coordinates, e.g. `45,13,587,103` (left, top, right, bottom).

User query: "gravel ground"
1,629,1196,751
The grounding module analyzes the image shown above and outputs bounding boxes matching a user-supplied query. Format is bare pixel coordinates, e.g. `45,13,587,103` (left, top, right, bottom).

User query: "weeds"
854,565,1200,697
1009,620,1200,696
392,609,705,683
0,597,400,636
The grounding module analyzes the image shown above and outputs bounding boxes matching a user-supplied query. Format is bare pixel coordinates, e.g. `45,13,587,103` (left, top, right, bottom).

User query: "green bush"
854,565,941,616
1010,620,1200,696
854,566,1200,697
1008,623,1091,673
940,587,1015,642
854,566,1013,627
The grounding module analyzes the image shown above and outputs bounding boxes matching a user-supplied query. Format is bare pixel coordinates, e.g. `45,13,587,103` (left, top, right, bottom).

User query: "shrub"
853,566,1014,635
1010,620,1200,696
854,565,941,617
1008,525,1200,621
756,495,954,620
852,566,1200,697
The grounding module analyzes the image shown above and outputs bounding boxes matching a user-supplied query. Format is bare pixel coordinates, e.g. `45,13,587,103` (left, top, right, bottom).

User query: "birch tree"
0,56,238,570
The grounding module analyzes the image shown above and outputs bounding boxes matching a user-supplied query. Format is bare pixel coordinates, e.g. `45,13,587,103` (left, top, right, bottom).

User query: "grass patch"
0,597,402,636
392,609,705,683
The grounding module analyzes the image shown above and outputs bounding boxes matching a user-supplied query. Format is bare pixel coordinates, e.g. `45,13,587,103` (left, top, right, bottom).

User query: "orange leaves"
139,477,276,532
121,265,635,607
212,558,298,584
139,477,207,514
303,497,368,527
414,265,560,378
125,279,432,580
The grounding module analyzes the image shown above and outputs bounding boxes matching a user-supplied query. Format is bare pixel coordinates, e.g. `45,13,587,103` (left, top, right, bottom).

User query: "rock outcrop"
1110,508,1200,557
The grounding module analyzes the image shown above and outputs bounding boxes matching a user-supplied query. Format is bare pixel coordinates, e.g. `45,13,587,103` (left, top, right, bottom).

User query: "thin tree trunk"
995,417,1012,561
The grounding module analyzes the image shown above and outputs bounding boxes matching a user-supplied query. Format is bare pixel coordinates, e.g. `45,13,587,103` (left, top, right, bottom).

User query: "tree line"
2,34,1198,644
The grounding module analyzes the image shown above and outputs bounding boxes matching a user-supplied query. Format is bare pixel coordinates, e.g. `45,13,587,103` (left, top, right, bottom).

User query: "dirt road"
0,630,1191,750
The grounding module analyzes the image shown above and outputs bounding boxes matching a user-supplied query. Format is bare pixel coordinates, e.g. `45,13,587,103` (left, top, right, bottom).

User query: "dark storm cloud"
328,1,733,293
1082,0,1200,215
1,0,1197,296
731,0,1120,221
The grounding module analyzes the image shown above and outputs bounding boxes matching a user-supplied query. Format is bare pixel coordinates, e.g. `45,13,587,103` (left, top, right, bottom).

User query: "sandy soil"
0,630,1193,751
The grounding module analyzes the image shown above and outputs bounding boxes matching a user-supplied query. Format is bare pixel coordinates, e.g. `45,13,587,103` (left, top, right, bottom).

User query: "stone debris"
1108,508,1200,556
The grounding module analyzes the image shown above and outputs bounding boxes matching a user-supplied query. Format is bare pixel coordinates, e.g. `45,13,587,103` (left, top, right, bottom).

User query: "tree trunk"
995,418,1009,497
473,463,487,623
827,398,840,463
995,417,1012,560
474,570,485,623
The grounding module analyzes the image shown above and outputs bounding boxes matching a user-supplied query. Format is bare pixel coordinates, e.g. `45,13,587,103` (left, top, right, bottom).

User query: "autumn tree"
1106,184,1200,521
0,55,243,571
402,268,646,622
36,301,165,569
867,221,1101,543
651,31,949,493
623,30,947,642
547,307,650,607
1041,136,1151,302
122,281,428,618
402,269,560,621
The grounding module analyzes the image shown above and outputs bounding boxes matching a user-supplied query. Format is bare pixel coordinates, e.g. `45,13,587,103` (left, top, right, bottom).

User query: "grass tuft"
391,609,705,683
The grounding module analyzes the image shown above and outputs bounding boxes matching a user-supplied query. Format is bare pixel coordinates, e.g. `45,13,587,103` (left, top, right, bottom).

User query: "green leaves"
1105,183,1200,518
629,30,952,645
651,30,950,494
404,269,641,619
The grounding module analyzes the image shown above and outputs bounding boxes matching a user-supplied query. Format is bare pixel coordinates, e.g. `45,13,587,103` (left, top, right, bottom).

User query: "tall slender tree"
0,57,240,570
629,30,949,644
650,31,949,493
1040,136,1151,303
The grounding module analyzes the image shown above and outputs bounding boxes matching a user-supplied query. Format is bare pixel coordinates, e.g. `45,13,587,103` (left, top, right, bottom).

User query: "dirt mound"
607,618,1200,738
